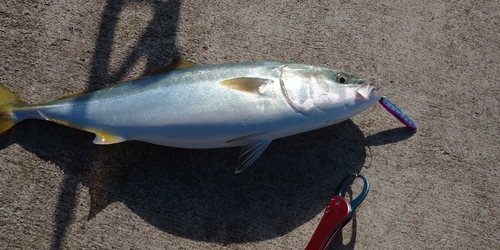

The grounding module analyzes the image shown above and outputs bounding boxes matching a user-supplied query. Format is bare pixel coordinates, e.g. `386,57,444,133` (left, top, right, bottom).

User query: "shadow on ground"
0,117,414,247
45,0,181,249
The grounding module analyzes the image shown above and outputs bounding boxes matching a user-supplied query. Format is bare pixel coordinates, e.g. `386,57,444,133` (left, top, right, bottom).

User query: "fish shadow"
115,120,369,243
0,118,416,245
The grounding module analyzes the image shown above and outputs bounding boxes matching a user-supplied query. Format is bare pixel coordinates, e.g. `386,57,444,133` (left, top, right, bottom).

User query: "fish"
0,60,381,172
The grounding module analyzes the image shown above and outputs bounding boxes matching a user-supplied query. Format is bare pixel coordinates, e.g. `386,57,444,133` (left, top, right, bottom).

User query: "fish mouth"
355,81,377,100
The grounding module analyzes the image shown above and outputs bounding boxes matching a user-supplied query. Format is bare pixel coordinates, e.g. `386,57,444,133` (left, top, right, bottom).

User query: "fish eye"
335,73,349,84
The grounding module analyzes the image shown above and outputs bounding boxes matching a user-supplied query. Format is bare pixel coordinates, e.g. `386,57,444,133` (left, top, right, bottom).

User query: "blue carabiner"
335,173,370,212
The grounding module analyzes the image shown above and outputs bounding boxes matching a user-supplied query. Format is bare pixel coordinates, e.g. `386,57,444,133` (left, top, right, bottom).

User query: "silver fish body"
1,61,381,172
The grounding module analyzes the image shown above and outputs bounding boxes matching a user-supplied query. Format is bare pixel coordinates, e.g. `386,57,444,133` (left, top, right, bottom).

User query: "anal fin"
93,132,127,145
235,139,272,173
38,112,126,145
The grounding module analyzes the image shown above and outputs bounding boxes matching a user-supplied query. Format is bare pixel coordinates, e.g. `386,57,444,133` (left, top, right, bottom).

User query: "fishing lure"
379,97,417,130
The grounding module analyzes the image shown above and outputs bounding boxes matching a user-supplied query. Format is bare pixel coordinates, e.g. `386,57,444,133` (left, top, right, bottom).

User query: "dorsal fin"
54,90,92,101
54,59,200,101
147,59,200,76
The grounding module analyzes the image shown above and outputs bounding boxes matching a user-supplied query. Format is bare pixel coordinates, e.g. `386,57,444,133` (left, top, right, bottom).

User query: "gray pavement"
0,0,499,249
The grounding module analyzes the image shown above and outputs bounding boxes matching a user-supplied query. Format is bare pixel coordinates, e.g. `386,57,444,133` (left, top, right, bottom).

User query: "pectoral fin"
220,78,273,94
235,139,272,173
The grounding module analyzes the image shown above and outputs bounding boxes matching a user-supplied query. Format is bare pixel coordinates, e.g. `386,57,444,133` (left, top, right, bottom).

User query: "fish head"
279,64,381,122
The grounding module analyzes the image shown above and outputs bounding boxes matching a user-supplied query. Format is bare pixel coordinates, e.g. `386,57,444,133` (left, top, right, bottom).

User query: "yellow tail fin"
0,84,27,134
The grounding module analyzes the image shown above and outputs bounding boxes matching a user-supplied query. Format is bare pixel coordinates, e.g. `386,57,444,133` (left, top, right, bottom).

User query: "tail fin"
0,84,27,134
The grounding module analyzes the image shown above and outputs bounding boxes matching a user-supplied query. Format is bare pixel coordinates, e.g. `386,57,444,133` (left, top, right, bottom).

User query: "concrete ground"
0,0,498,249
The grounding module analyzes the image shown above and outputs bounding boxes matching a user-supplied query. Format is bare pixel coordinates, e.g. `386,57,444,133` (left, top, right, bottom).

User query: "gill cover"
279,65,357,115
279,64,324,114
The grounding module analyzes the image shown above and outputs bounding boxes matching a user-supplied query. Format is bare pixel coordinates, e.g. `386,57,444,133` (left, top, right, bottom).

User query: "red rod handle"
305,196,351,250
